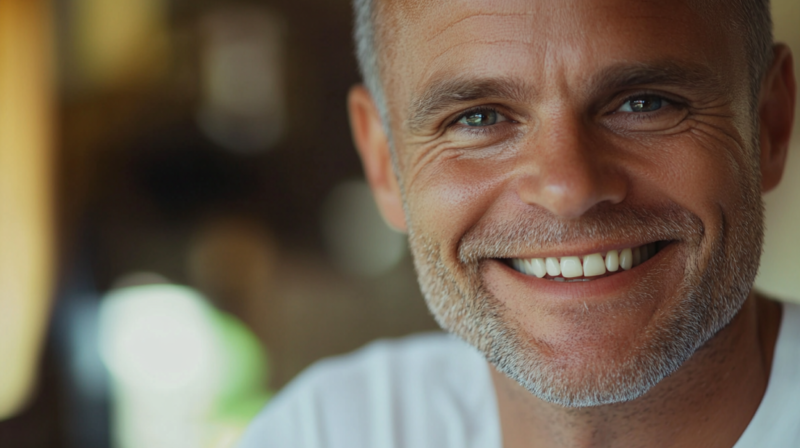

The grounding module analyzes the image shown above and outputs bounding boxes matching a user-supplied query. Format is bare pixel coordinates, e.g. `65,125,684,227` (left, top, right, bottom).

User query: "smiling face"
350,0,788,407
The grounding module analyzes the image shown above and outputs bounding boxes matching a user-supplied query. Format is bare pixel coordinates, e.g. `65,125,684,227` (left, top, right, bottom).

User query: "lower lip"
483,242,681,305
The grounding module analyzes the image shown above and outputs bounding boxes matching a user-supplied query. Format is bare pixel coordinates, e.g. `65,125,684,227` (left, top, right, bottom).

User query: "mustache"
458,203,704,264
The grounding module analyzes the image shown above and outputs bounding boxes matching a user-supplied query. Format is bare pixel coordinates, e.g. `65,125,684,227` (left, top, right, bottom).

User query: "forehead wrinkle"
415,13,537,80
424,39,533,79
425,11,535,43
405,76,535,133
380,3,538,85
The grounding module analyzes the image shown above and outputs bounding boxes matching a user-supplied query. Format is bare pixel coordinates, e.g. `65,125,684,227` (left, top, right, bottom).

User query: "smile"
506,241,671,282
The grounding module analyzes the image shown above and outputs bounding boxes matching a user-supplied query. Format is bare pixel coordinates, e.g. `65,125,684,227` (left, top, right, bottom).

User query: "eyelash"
449,106,502,126
446,107,518,140
613,92,684,116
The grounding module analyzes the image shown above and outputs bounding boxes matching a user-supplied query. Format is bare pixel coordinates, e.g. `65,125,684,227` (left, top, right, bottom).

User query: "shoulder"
735,300,800,448
771,300,800,363
236,333,499,448
283,332,488,403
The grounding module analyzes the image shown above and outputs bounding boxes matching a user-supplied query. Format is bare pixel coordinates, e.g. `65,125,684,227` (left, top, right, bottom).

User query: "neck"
491,293,782,448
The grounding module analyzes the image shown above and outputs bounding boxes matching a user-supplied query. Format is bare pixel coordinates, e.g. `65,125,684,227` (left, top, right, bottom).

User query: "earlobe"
758,44,796,193
347,85,408,233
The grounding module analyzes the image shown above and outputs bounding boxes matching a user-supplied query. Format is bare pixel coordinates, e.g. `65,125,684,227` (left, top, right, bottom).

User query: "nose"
515,114,627,219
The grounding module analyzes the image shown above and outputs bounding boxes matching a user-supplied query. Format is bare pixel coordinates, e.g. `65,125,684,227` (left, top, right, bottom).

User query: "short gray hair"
352,0,774,128
731,0,775,108
352,0,390,129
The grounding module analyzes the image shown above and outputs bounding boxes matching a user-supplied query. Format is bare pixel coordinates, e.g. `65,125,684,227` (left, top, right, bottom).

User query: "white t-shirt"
238,302,800,448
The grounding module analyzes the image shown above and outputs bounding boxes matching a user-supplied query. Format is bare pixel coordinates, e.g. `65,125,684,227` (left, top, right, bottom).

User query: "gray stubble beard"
406,192,764,407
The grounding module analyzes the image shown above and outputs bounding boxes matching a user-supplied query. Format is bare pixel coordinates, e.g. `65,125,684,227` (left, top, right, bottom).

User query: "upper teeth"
510,243,658,279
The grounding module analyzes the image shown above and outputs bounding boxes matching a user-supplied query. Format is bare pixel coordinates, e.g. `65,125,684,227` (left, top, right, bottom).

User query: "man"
239,0,798,446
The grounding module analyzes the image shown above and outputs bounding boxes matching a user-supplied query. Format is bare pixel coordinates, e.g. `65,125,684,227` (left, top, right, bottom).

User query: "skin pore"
348,0,796,446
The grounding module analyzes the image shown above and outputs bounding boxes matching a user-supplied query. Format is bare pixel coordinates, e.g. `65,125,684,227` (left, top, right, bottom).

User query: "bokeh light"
99,281,269,448
197,7,286,153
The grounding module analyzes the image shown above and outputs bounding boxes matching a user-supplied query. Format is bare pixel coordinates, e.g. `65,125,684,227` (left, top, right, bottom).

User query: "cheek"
630,131,754,238
406,159,508,255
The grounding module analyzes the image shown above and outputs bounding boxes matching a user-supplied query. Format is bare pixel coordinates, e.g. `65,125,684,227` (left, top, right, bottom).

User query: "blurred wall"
755,0,800,302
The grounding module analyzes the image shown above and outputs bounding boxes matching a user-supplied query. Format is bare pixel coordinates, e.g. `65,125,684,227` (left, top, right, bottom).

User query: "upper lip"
501,240,667,260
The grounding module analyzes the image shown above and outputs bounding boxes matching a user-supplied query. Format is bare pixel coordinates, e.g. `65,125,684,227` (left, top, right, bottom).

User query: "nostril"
514,146,628,220
539,184,597,219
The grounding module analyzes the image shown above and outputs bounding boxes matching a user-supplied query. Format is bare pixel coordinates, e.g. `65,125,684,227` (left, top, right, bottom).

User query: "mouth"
504,241,673,282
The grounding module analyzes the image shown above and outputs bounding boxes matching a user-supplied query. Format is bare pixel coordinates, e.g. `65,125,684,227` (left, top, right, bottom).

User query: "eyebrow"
587,60,724,99
405,60,723,133
405,76,535,133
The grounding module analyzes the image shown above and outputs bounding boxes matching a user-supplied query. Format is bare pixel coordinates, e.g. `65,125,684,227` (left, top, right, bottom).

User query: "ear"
758,44,796,193
348,85,408,232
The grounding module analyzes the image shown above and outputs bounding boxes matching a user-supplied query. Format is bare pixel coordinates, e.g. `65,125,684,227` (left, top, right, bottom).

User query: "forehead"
379,0,741,115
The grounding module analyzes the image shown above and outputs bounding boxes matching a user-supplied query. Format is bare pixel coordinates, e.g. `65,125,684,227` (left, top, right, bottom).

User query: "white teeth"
620,248,633,270
511,243,662,280
605,250,619,272
528,258,547,278
546,257,561,276
517,258,547,278
582,253,606,277
560,257,583,278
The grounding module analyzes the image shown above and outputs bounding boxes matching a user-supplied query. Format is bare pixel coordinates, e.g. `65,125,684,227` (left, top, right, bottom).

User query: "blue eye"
457,109,504,126
618,96,666,113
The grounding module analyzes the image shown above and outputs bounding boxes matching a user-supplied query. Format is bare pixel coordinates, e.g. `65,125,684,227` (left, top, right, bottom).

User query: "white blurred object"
99,279,270,448
322,180,407,277
197,7,286,154
100,284,222,448
99,284,221,392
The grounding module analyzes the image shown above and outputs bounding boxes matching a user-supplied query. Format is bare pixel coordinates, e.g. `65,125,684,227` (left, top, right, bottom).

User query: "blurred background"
0,0,797,447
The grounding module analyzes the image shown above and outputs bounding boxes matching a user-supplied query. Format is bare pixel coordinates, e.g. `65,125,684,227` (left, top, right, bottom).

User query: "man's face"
376,0,767,406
